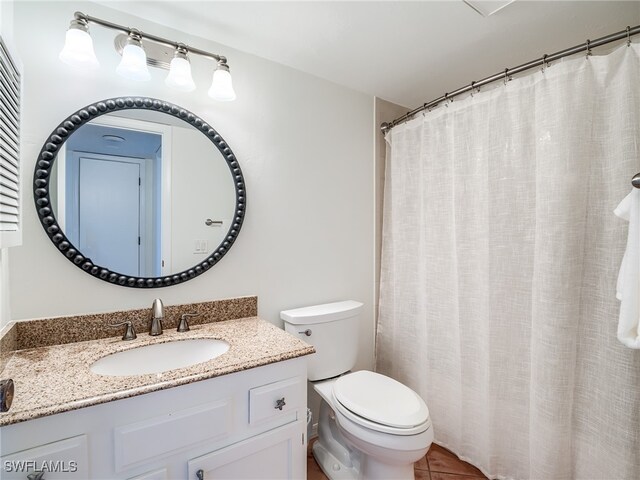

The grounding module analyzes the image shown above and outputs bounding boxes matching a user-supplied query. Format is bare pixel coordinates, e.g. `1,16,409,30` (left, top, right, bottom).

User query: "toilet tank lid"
280,300,363,325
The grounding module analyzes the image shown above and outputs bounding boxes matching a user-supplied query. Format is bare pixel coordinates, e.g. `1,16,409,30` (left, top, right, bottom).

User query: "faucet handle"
178,313,199,332
152,298,164,318
108,321,137,340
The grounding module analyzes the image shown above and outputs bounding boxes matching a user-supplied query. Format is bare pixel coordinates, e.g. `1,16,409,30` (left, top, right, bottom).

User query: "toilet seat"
332,371,431,436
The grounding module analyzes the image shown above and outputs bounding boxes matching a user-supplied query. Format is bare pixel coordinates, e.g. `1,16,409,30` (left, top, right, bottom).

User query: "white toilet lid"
333,371,429,429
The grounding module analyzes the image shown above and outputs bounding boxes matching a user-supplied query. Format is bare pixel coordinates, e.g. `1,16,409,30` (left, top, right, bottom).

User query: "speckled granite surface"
0,297,312,426
13,296,258,350
0,316,314,426
0,323,17,372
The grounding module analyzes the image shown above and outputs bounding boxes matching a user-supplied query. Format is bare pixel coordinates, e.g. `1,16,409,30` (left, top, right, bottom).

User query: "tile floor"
307,440,487,480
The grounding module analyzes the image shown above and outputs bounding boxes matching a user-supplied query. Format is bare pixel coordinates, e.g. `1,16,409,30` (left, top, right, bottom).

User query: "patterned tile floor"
307,439,488,480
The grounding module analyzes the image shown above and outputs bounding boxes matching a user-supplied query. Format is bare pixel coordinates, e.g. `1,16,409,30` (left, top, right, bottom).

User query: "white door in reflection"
58,120,164,278
78,154,142,276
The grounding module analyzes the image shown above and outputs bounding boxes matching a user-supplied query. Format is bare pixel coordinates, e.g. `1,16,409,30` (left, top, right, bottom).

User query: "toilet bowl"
281,301,433,480
313,372,433,479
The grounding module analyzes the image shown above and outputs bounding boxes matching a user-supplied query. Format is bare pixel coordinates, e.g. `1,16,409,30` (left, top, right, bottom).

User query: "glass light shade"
116,44,151,81
59,28,100,69
165,56,196,92
208,68,236,101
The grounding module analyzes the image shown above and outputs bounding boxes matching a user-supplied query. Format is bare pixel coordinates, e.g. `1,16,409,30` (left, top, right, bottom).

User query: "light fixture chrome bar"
73,11,227,64
381,25,640,133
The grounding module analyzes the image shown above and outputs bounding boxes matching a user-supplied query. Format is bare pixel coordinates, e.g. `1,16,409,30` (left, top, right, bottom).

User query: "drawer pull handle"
196,469,204,480
275,397,286,410
299,329,312,336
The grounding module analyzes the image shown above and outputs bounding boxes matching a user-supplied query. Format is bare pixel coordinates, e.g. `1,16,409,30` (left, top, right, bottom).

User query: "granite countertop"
0,316,314,427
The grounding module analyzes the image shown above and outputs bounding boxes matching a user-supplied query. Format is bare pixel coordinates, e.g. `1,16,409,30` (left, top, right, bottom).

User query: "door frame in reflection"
55,115,173,277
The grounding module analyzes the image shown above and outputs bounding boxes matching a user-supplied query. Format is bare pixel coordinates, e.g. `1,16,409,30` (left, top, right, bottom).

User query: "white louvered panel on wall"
0,35,21,247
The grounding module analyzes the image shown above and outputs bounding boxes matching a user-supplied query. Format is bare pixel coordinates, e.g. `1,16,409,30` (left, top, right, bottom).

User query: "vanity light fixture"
208,61,236,101
116,30,151,81
59,11,236,100
165,44,196,92
59,17,100,69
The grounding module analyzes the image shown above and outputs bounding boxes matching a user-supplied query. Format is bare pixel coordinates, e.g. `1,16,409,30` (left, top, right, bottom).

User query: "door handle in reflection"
205,219,223,226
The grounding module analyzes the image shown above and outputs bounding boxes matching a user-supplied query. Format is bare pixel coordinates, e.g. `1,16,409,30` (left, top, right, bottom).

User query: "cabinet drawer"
114,399,231,472
1,435,88,479
128,467,168,480
249,377,302,425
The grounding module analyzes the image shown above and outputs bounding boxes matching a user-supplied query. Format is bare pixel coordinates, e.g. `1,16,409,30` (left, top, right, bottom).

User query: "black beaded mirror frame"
33,97,246,288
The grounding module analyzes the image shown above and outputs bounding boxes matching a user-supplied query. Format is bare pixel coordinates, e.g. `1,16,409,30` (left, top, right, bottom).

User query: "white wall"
8,1,375,371
0,249,9,329
171,125,235,272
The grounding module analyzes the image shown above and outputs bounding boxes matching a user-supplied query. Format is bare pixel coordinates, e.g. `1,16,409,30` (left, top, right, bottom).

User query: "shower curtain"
377,43,640,480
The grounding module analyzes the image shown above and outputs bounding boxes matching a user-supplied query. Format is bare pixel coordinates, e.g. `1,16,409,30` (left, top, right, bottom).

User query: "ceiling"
98,1,640,109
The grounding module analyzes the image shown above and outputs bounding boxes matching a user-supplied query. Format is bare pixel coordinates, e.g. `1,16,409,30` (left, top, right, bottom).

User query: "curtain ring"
444,93,449,107
503,68,510,85
586,39,592,57
470,81,475,97
627,26,631,47
541,54,548,73
422,103,427,117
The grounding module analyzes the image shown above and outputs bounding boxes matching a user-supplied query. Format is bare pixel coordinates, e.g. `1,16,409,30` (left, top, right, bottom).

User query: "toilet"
281,300,433,480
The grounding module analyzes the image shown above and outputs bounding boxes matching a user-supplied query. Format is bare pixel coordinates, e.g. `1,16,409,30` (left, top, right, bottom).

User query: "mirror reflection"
49,110,236,277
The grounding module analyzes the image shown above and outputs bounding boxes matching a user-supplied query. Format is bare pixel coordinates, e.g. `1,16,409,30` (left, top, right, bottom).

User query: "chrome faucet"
150,298,164,336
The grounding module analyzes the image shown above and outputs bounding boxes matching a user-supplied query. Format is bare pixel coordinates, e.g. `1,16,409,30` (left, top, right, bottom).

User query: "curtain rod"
381,25,640,134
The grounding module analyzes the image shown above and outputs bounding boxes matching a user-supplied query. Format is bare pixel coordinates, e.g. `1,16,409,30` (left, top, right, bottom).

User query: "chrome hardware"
275,397,286,410
0,378,14,412
503,68,511,85
298,329,312,336
328,407,336,421
150,298,164,336
108,321,137,340
541,54,549,73
632,173,640,189
178,313,199,332
196,469,204,480
27,472,45,480
205,219,223,226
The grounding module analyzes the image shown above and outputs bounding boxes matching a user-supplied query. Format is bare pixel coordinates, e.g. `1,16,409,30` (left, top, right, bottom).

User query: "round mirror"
34,97,246,288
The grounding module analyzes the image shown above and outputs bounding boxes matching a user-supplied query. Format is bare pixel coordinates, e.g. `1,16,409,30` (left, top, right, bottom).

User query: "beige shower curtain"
377,43,640,479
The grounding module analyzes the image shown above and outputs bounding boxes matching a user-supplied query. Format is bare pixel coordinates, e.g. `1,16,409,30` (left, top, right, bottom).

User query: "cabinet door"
188,421,305,480
0,435,89,479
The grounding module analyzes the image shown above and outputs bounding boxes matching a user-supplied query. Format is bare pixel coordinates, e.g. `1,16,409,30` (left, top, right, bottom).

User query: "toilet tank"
280,300,363,381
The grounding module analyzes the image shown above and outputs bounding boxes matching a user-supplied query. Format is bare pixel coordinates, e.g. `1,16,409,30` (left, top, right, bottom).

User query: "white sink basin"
90,339,230,376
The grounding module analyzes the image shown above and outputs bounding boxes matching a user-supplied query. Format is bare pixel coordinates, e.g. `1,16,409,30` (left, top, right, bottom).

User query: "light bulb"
165,51,196,92
59,23,99,69
208,63,236,101
116,35,150,82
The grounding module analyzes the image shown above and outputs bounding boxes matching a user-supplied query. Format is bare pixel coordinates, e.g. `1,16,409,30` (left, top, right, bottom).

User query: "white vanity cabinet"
0,357,308,480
